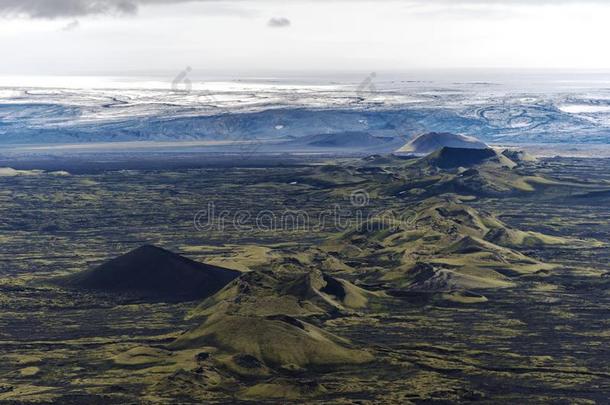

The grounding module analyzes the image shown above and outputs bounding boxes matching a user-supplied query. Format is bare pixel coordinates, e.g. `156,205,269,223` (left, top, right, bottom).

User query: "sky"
1,0,610,76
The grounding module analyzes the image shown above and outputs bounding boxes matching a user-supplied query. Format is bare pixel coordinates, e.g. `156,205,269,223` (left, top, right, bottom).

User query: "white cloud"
1,0,605,20
61,19,79,30
267,16,290,28
1,0,610,75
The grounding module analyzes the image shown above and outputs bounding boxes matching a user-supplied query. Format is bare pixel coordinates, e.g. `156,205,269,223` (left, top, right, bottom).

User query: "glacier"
1,73,610,148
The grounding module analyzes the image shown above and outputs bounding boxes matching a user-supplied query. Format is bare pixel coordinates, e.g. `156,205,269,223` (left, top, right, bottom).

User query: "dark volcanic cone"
396,132,488,155
56,245,241,301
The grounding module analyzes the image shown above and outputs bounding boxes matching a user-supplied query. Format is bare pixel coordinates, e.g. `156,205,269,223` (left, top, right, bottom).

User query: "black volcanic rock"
423,147,514,169
501,148,537,163
57,245,241,301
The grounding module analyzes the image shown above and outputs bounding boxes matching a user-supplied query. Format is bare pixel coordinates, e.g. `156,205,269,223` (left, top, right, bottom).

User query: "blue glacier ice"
1,73,610,148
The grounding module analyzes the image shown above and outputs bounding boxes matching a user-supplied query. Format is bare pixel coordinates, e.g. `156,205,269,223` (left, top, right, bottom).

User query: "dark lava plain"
0,154,609,403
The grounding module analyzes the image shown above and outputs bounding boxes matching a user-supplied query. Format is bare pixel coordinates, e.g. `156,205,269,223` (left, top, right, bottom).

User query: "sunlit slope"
171,312,372,368
189,269,378,320
323,197,563,294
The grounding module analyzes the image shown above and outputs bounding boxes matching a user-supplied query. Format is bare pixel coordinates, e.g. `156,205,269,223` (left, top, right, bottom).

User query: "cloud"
61,19,80,30
0,0,253,19
401,0,607,20
267,16,290,28
0,0,607,19
0,0,230,19
0,0,137,18
436,0,609,3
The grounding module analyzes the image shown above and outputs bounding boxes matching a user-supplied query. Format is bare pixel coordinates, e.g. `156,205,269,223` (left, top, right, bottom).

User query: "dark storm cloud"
0,0,606,19
0,0,222,18
0,0,138,18
268,17,290,28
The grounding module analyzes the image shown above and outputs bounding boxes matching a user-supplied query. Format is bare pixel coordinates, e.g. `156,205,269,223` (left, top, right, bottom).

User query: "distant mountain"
56,245,241,301
276,131,401,152
396,132,488,155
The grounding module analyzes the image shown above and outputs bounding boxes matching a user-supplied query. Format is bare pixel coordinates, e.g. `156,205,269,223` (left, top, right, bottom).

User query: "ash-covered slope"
396,132,488,155
56,245,241,301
